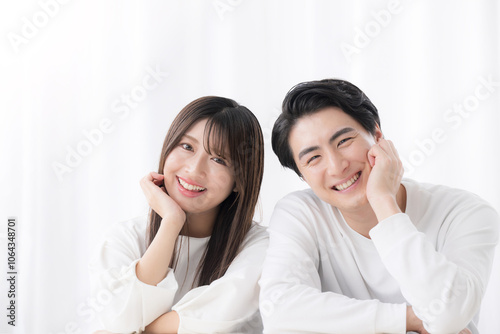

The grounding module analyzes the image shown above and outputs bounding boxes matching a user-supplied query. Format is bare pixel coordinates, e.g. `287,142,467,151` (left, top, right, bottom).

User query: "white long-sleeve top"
259,179,499,334
89,216,268,334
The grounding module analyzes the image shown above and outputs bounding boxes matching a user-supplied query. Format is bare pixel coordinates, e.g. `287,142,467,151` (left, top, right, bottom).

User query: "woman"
90,96,267,334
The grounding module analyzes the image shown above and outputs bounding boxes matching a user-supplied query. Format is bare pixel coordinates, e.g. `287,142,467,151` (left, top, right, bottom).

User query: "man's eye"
338,137,353,146
307,155,320,164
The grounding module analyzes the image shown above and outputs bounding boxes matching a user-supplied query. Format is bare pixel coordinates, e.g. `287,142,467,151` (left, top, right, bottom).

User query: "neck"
340,184,407,238
182,207,219,238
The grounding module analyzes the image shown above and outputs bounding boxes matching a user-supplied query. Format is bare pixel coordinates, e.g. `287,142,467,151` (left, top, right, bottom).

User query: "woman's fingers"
140,174,166,199
139,172,185,222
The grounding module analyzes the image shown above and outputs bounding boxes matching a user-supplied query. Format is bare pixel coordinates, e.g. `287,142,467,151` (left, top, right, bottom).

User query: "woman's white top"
89,216,268,333
259,179,499,334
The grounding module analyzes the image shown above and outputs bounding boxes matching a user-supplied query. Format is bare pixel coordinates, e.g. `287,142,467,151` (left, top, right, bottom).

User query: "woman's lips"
176,176,206,197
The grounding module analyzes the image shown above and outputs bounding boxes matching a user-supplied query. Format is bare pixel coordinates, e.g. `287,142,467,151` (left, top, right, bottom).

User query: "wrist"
160,215,185,234
369,194,401,222
406,306,417,331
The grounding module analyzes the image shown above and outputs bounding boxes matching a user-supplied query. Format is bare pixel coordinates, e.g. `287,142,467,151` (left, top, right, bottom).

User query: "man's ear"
374,123,383,142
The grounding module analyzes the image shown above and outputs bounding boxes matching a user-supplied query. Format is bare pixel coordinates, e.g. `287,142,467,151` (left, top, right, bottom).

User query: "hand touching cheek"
140,171,186,229
365,138,404,221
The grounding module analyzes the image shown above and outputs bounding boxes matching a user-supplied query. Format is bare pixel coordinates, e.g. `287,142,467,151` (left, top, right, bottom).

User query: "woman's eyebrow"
182,134,198,143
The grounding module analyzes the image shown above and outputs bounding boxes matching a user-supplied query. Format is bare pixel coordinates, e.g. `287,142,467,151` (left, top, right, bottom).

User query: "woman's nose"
186,153,206,176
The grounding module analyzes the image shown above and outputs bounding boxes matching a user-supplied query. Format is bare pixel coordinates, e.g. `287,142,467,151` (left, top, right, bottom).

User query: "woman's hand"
365,138,404,221
140,172,186,226
144,311,180,334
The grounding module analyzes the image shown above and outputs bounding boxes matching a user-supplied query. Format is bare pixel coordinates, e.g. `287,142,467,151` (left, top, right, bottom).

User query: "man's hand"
406,306,472,334
406,305,430,334
366,138,404,222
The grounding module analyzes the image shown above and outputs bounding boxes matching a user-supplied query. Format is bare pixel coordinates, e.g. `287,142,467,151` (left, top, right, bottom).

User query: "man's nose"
326,152,348,176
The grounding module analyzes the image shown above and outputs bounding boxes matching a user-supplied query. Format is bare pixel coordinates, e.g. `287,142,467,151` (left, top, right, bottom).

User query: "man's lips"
332,171,361,191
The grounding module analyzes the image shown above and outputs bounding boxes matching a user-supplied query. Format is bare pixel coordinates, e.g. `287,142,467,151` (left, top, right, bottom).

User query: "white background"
1,1,499,333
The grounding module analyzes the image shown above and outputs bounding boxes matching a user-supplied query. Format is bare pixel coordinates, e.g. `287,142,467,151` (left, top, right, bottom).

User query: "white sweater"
259,179,499,334
89,216,268,334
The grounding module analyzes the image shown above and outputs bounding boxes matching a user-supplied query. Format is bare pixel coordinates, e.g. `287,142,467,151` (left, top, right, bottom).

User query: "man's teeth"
335,172,360,191
178,178,206,192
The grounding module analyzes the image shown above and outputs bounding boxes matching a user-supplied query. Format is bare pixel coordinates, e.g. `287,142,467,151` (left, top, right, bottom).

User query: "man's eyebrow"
329,127,355,144
298,145,320,161
297,127,356,161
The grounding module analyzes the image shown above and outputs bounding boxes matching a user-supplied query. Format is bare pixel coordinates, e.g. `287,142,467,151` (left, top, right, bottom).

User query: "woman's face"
163,119,236,217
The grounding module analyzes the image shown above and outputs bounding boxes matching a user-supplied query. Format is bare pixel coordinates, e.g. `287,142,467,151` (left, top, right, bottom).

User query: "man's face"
288,107,382,213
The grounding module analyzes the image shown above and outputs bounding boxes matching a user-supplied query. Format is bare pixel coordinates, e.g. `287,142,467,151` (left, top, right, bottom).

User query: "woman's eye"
181,143,193,151
212,157,227,166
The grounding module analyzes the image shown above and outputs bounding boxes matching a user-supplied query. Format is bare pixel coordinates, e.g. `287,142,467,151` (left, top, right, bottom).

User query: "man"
259,79,499,334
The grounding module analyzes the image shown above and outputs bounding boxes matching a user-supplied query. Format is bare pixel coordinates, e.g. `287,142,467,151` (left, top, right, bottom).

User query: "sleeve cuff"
375,302,407,333
369,213,418,258
129,258,178,290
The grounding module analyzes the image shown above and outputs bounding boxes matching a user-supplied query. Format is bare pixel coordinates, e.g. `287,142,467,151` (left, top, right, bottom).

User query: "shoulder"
404,178,496,210
102,215,149,253
109,215,148,237
241,222,269,249
272,188,332,224
90,215,149,269
404,179,499,232
274,188,328,213
268,188,334,241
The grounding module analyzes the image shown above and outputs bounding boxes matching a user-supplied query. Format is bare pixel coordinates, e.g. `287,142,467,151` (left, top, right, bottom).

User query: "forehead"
290,106,359,139
184,118,208,136
184,118,230,156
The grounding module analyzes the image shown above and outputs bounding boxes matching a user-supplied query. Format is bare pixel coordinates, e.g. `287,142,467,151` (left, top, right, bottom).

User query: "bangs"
203,116,231,161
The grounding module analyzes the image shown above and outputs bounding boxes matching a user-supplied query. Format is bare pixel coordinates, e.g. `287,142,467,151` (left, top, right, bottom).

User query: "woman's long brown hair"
146,96,264,286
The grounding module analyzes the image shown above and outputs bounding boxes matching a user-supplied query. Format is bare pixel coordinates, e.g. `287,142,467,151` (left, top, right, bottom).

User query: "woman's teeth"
335,172,360,191
178,178,206,192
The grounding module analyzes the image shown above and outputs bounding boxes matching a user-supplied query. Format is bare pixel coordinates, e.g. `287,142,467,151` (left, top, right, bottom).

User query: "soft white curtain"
1,1,499,333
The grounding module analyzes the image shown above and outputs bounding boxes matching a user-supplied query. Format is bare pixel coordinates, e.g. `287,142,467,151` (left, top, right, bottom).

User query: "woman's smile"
176,176,207,197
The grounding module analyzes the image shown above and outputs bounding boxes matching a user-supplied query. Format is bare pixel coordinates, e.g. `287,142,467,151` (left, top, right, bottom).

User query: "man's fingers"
376,139,403,175
378,138,398,158
368,142,390,167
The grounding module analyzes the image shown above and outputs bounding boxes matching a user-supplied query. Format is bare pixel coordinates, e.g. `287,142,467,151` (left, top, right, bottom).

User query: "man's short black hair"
271,79,381,176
